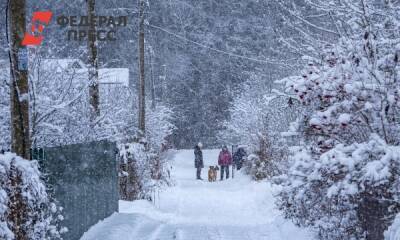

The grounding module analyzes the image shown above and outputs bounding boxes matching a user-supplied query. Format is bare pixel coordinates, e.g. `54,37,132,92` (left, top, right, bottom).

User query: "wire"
147,23,291,66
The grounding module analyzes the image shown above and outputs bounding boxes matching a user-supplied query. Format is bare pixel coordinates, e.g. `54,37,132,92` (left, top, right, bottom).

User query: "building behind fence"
34,140,118,240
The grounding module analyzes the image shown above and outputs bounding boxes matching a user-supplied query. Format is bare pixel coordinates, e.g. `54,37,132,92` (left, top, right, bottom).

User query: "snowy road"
81,150,315,240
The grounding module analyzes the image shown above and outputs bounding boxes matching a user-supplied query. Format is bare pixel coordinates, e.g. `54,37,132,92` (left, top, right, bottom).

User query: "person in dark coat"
233,147,247,170
194,142,204,180
218,145,232,180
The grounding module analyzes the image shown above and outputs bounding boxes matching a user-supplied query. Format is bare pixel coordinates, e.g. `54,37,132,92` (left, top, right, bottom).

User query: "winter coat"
218,149,232,166
194,146,204,168
233,148,247,169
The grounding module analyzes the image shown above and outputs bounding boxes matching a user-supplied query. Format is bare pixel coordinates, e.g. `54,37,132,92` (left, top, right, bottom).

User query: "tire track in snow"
108,218,144,240
244,230,255,240
125,217,161,240
147,223,165,240
173,228,184,240
205,226,223,240
129,219,148,240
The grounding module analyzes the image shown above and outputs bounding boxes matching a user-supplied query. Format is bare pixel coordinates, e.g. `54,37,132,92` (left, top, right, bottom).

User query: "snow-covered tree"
0,63,10,151
146,104,175,151
277,1,400,238
219,78,269,152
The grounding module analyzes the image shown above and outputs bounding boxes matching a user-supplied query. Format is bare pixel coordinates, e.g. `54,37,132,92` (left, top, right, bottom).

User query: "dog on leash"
208,166,220,182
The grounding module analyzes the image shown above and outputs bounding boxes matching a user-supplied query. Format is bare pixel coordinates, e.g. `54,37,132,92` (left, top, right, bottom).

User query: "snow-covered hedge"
0,153,64,240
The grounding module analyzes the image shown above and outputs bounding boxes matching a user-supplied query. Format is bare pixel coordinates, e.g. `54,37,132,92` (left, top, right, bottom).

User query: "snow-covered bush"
279,136,400,239
277,1,400,238
0,153,65,240
221,78,300,179
118,141,172,201
118,142,151,201
242,133,291,180
117,104,175,201
385,213,400,240
244,154,267,180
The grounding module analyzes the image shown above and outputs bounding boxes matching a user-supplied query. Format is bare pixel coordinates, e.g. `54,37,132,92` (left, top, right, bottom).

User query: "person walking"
218,145,232,180
194,142,204,180
233,147,247,170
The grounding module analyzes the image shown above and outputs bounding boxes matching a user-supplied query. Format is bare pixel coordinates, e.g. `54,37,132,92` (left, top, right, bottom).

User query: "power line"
147,23,291,66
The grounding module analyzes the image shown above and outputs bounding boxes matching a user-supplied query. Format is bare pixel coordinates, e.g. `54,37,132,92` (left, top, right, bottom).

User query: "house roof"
99,68,129,87
1,58,130,87
39,58,129,86
40,58,87,72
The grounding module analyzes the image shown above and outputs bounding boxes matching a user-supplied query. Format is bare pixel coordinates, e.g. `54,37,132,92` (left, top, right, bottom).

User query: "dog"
208,166,216,182
208,166,220,182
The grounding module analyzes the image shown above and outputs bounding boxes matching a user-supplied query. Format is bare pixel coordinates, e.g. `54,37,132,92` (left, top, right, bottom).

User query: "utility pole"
138,0,146,136
148,46,156,110
160,64,167,102
87,0,100,120
8,0,30,160
7,2,30,239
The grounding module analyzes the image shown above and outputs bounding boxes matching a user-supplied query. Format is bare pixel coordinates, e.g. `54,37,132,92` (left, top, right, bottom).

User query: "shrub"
0,153,64,240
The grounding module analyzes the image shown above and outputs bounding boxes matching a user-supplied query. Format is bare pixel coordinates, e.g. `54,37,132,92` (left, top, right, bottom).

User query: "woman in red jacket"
218,145,232,180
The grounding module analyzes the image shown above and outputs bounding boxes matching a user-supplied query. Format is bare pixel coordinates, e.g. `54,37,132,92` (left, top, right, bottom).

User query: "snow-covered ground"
80,149,315,240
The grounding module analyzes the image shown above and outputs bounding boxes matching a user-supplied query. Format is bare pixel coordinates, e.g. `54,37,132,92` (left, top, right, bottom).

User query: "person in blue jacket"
233,147,247,170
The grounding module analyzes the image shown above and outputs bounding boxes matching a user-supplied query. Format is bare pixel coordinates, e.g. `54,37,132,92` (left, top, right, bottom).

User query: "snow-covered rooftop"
99,68,129,87
37,58,130,86
40,58,87,72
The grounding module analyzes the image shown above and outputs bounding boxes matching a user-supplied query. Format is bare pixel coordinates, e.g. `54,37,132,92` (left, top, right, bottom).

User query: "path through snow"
81,149,315,240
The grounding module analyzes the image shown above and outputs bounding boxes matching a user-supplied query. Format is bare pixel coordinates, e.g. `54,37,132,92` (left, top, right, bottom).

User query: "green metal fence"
33,140,118,240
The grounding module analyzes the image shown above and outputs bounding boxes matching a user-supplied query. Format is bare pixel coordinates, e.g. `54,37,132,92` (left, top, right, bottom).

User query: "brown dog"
208,166,215,182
